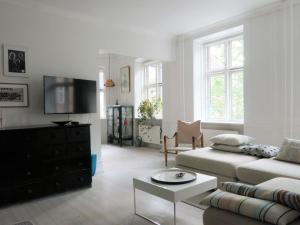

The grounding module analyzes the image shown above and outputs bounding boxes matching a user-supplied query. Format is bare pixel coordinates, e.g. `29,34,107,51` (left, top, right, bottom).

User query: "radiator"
139,125,161,145
202,129,238,147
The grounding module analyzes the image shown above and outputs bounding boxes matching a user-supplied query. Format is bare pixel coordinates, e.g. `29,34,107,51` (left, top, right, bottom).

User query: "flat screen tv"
44,76,96,114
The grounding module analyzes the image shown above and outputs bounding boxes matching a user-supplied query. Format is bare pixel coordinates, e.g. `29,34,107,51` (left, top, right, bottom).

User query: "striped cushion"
201,190,300,225
220,182,300,211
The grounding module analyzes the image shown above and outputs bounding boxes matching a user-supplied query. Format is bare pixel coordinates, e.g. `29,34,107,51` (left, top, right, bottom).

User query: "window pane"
157,63,162,83
208,43,225,71
230,39,244,68
100,91,105,118
208,75,225,120
231,71,244,121
99,70,105,89
157,85,162,101
148,86,157,100
148,65,157,84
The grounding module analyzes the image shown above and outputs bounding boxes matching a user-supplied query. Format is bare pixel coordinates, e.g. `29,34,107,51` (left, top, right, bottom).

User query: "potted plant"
137,98,162,126
136,98,162,146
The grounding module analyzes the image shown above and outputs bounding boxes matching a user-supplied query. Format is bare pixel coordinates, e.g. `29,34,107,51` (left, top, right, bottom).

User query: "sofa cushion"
176,147,258,178
201,190,300,225
276,138,300,164
241,144,280,158
237,159,300,184
211,144,244,153
220,181,300,211
203,207,300,225
209,134,254,146
258,177,300,194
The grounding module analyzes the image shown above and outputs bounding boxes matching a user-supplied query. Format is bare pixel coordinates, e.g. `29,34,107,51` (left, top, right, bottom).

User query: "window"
144,62,163,118
203,35,244,122
99,68,106,119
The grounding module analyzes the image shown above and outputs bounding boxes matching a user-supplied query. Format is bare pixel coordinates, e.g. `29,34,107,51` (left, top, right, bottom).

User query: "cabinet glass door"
107,107,113,137
121,107,133,138
113,107,120,138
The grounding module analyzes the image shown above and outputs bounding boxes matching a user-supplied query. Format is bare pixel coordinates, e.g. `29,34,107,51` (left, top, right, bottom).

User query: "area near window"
99,68,106,119
143,62,163,119
195,26,244,124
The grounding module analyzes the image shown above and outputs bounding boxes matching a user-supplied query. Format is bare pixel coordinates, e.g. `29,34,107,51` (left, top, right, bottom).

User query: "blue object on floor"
91,154,97,176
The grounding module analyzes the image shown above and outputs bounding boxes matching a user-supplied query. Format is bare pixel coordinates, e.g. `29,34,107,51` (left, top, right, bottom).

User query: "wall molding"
181,1,300,40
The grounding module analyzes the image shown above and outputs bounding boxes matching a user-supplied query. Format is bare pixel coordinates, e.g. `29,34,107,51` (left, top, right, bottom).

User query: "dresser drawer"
67,126,90,142
70,157,91,171
43,144,68,159
14,164,42,183
68,142,90,156
16,148,41,162
44,176,68,194
67,170,92,189
40,128,67,144
0,188,12,205
14,182,42,201
43,160,70,176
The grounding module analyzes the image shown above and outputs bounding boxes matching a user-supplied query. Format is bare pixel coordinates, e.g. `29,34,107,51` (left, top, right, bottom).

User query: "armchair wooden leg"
164,135,168,167
164,150,168,167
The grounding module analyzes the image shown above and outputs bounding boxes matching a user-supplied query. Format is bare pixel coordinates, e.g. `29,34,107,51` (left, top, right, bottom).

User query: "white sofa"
176,147,300,185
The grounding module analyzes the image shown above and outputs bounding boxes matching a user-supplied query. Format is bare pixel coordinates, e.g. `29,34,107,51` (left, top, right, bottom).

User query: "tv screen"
44,76,96,114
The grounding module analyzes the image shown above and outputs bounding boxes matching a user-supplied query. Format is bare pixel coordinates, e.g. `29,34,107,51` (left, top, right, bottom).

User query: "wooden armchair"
163,120,204,166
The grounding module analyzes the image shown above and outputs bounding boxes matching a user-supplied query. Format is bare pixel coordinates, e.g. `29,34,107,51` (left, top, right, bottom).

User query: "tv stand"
0,124,92,206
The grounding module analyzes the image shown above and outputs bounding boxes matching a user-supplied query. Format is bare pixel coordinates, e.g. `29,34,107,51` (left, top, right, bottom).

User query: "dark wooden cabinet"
0,124,92,206
107,105,134,146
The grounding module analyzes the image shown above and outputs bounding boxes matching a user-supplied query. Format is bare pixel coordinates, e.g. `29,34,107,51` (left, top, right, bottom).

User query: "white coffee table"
133,169,217,225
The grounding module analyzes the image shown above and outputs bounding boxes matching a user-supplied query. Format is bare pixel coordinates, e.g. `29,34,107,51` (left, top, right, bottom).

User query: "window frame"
143,61,163,119
203,34,244,123
98,68,106,119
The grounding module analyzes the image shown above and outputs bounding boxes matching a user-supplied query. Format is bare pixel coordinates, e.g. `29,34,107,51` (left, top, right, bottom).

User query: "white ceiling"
5,0,280,37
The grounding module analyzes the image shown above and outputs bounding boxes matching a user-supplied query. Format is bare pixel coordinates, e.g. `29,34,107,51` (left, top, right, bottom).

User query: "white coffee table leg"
174,202,176,225
134,187,177,225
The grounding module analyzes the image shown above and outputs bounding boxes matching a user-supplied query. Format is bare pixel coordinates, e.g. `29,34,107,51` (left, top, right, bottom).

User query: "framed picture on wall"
0,83,29,107
3,44,29,77
120,65,130,93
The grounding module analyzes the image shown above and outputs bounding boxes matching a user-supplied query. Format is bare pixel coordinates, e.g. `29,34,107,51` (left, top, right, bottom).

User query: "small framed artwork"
3,44,29,77
0,83,29,107
120,66,130,93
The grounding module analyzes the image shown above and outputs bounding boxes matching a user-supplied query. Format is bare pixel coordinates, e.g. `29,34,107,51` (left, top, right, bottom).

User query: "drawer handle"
76,131,81,136
78,162,84,166
55,182,61,187
55,166,60,171
79,177,85,182
27,189,33,194
26,153,31,159
26,171,32,176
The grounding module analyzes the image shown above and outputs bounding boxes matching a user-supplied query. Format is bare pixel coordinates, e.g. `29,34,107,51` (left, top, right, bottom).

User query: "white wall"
0,2,174,152
164,0,300,146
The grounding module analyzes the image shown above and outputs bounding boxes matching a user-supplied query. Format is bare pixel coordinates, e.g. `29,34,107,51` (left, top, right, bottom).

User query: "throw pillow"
211,144,244,153
200,190,300,225
276,138,300,164
209,134,254,146
241,144,279,158
220,182,300,211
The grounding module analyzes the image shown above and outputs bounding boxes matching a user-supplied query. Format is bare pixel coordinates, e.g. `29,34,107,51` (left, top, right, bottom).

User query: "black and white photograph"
0,83,29,107
3,44,29,77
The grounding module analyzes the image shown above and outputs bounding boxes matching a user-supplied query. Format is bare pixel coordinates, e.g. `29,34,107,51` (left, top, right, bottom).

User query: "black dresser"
0,124,92,206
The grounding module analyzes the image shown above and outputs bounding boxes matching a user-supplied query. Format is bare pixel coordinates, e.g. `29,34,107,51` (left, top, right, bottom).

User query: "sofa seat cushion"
257,177,300,194
237,159,300,184
176,147,258,178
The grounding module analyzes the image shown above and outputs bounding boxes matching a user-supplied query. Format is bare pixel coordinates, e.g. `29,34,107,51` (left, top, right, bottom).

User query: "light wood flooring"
0,145,203,225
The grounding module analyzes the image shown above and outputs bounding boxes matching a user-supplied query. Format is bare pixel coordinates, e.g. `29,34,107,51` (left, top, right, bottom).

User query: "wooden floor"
0,145,204,225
